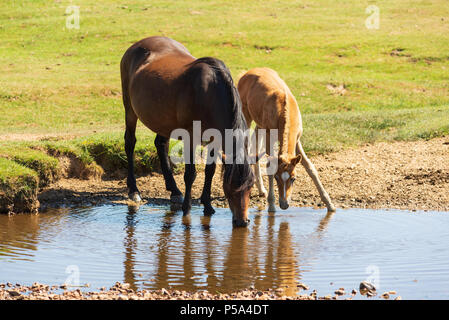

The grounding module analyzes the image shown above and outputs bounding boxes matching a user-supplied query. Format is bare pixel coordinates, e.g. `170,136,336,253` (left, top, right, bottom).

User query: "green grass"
0,0,448,138
0,0,448,208
41,131,162,174
0,157,39,213
0,142,60,187
302,105,449,154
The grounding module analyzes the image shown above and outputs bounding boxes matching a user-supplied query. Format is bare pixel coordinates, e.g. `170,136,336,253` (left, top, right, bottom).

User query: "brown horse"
120,36,255,227
238,67,335,212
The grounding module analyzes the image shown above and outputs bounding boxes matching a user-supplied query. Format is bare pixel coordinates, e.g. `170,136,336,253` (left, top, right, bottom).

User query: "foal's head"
274,154,302,209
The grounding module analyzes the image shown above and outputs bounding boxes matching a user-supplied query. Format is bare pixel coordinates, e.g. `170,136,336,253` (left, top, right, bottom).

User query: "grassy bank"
1,0,448,212
0,133,162,213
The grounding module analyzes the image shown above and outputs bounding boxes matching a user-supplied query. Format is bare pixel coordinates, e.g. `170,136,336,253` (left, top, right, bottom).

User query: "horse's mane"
189,57,254,191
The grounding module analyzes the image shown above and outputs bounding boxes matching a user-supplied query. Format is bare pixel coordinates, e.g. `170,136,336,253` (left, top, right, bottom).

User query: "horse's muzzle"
233,218,250,228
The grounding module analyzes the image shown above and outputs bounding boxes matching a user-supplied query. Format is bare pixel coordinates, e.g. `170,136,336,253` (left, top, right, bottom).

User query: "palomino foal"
238,67,335,212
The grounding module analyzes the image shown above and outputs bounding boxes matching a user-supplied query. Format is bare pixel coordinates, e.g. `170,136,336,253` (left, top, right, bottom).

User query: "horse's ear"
290,154,302,166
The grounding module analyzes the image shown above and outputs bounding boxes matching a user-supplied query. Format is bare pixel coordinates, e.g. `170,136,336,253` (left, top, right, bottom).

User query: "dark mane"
190,57,254,191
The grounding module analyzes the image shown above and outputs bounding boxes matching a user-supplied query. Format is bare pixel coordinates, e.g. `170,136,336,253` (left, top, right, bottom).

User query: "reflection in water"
154,210,177,290
123,205,138,289
2,206,449,299
0,214,40,260
316,211,334,233
0,209,69,261
120,207,334,295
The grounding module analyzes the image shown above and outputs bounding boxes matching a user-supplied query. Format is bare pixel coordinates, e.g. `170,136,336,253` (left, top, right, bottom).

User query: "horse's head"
274,154,302,209
223,162,255,227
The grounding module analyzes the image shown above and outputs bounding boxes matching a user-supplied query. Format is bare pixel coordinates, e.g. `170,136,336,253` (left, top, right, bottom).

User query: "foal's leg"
124,103,140,201
154,135,183,203
296,140,336,212
182,147,197,216
265,130,276,212
200,148,216,216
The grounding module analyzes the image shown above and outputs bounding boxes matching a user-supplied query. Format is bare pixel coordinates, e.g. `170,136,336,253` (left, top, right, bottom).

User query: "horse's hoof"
171,194,184,204
259,190,268,198
327,204,337,213
203,206,215,216
182,203,191,216
129,192,141,202
268,205,276,213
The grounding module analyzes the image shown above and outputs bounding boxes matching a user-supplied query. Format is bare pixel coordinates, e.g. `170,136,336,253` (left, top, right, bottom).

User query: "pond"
1,205,448,299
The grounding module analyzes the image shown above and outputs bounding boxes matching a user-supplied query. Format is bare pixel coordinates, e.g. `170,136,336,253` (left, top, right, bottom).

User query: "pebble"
8,290,21,297
334,289,345,296
359,281,376,292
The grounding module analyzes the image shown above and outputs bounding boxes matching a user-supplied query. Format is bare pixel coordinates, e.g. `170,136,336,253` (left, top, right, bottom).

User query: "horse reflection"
123,205,139,290
122,209,334,295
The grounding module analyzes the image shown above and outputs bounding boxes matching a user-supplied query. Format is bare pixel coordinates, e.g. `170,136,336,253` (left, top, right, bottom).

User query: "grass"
0,0,448,211
0,142,60,187
0,157,39,213
0,0,448,138
302,105,449,154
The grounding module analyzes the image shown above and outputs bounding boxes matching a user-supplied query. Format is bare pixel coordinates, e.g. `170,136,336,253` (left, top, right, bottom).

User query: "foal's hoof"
327,203,337,213
170,194,184,204
268,204,276,213
129,192,142,203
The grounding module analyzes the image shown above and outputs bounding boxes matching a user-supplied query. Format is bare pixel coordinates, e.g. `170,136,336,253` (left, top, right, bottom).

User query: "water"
1,205,448,299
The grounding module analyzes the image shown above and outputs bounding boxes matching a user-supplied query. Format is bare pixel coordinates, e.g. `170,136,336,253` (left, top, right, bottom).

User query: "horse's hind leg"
124,106,141,202
296,140,336,212
200,148,216,216
155,135,183,203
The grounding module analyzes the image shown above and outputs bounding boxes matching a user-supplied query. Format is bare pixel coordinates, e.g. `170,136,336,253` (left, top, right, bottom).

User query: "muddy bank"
38,137,449,212
0,282,399,300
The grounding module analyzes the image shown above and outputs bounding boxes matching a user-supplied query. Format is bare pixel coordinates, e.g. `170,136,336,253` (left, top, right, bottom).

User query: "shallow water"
0,205,448,299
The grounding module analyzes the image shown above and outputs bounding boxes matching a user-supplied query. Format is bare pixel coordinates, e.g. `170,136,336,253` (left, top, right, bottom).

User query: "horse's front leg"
124,107,141,202
200,149,216,216
267,174,276,212
155,135,183,203
251,126,268,198
182,146,197,215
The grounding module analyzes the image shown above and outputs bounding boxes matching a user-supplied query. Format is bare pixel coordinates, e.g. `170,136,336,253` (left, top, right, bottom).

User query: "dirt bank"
38,137,449,212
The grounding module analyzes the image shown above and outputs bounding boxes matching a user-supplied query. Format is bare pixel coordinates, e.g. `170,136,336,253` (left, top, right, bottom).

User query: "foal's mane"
189,57,254,191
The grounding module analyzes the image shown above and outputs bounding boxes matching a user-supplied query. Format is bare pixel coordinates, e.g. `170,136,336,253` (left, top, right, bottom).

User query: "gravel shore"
0,282,400,300
38,137,449,212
